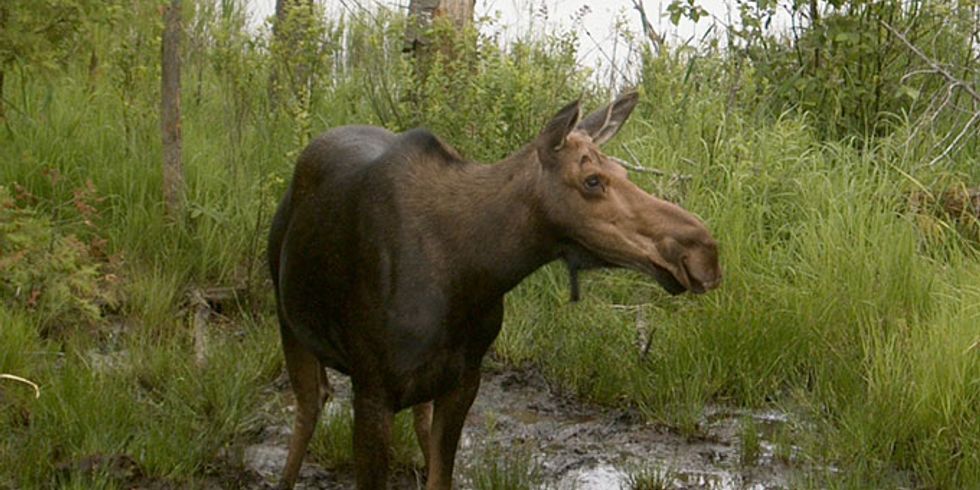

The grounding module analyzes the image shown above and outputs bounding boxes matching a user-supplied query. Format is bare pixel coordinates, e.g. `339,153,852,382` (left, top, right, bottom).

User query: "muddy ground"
240,362,795,490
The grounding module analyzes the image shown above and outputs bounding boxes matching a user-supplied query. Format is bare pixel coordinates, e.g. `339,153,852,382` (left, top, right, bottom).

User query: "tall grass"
1,1,978,488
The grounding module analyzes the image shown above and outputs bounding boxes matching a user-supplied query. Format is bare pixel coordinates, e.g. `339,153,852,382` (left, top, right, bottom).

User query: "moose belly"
387,321,503,409
390,349,470,409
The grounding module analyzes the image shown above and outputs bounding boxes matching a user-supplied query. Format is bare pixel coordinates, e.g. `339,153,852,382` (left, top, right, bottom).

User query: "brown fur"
267,93,721,489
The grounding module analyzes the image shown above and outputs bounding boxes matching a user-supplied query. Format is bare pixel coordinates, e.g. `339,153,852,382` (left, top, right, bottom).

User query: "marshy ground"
240,363,795,489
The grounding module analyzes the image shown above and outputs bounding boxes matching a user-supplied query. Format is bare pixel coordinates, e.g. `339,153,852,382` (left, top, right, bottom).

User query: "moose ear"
577,91,639,146
538,99,582,152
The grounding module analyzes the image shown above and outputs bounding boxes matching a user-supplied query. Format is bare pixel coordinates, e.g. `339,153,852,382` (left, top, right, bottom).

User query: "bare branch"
612,157,668,175
882,21,980,105
614,145,694,182
884,20,980,165
928,110,980,166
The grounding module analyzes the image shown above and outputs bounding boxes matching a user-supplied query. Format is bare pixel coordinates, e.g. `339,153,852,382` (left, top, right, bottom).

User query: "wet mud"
241,363,796,489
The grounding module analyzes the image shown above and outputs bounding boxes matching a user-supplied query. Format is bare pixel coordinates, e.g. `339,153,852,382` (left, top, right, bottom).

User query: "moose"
267,91,721,489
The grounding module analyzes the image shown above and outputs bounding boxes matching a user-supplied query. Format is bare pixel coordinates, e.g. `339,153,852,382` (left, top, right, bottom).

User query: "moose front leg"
353,391,394,490
425,367,481,490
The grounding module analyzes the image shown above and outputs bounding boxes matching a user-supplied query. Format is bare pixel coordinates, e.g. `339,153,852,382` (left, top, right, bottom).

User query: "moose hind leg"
353,391,394,489
426,368,480,490
278,324,331,490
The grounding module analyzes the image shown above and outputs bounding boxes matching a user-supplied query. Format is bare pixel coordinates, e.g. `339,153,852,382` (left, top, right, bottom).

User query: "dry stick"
610,156,665,176
619,145,665,176
620,144,694,182
637,307,657,358
0,374,40,399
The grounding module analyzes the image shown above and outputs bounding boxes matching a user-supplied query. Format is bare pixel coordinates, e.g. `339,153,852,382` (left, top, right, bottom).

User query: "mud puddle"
243,364,796,489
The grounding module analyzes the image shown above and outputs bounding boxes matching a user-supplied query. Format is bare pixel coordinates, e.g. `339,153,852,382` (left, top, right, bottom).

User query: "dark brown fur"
267,93,721,489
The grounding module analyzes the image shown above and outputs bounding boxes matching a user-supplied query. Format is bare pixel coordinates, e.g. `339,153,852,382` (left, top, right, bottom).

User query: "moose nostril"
704,274,722,290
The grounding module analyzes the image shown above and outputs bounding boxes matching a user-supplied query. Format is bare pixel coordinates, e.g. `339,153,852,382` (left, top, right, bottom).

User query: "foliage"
404,18,590,161
667,0,980,141
0,0,105,70
0,185,118,336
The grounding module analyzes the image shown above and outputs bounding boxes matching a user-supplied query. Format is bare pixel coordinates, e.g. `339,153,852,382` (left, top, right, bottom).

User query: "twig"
637,307,656,358
581,26,634,87
610,156,666,176
900,68,942,84
616,145,694,182
967,338,980,354
0,374,40,398
618,145,664,175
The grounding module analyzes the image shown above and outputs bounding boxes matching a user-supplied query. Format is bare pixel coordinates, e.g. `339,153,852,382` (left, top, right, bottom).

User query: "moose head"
533,92,722,297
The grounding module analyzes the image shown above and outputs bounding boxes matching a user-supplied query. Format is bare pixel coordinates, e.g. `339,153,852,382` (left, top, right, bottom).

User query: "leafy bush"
403,19,591,161
0,185,118,335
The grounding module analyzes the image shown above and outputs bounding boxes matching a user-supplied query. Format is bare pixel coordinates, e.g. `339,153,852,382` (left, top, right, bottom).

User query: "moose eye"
583,175,603,192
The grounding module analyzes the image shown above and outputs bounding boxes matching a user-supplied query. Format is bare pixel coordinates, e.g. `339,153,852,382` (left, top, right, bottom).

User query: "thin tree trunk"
404,0,475,53
440,0,475,31
404,0,476,117
269,0,312,105
810,0,821,72
161,0,184,218
404,0,441,53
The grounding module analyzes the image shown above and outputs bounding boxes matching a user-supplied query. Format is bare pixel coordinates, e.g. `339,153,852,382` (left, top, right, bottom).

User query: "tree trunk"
161,0,184,218
809,0,821,72
440,0,475,30
404,0,475,53
274,0,310,43
269,0,312,104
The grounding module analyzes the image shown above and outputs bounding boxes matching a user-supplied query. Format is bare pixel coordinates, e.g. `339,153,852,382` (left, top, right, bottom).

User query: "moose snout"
681,253,722,294
692,272,722,294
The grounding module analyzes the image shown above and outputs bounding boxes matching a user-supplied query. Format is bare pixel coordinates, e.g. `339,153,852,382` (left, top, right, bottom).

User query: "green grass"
739,416,761,467
1,3,979,489
308,403,422,470
464,443,542,490
622,464,675,490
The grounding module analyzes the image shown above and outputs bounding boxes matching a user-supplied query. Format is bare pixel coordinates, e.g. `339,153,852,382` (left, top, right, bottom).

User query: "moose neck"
422,147,558,297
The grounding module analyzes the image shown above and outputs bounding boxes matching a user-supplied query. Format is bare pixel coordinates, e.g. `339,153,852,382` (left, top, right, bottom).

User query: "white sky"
242,0,786,85
245,0,740,70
